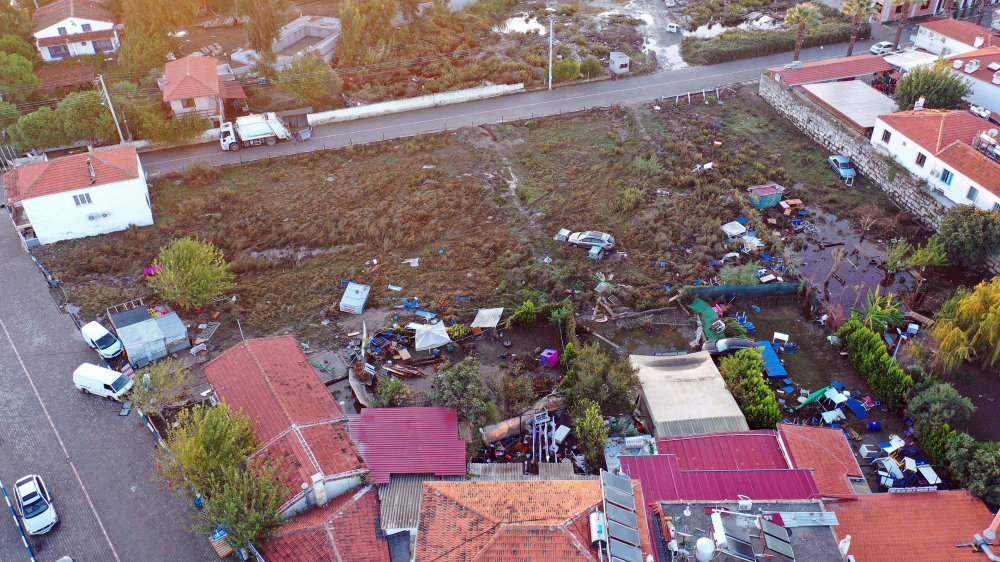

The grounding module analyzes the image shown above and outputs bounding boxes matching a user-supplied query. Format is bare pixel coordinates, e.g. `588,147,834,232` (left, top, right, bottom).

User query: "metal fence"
688,282,804,301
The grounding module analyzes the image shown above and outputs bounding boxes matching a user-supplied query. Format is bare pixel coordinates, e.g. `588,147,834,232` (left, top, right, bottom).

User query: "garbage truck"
220,113,291,151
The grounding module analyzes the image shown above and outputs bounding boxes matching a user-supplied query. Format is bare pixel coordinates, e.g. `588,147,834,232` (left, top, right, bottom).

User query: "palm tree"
850,288,905,334
941,0,955,18
786,3,823,61
843,0,878,56
891,0,913,50
975,0,989,25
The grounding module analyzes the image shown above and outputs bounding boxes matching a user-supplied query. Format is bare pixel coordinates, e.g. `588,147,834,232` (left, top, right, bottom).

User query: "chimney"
86,158,96,184
311,472,328,507
975,35,985,48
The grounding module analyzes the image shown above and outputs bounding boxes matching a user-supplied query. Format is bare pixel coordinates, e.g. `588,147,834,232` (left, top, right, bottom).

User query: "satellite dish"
989,128,999,138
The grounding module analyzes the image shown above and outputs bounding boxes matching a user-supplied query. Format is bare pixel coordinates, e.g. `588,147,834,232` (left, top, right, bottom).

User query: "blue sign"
212,526,228,541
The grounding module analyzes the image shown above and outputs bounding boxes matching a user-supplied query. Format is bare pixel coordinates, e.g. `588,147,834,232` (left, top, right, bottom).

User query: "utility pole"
97,74,125,145
548,18,553,90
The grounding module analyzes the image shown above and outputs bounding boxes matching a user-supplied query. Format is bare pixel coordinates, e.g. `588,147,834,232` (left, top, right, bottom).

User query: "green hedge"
835,318,913,411
719,347,782,429
681,8,871,65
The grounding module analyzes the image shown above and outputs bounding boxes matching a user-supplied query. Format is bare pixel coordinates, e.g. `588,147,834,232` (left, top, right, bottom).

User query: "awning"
470,307,504,329
219,80,247,99
414,322,452,351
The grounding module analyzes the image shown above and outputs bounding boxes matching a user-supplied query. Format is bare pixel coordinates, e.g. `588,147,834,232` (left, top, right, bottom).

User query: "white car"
80,321,123,359
870,41,894,55
567,231,615,250
14,475,58,535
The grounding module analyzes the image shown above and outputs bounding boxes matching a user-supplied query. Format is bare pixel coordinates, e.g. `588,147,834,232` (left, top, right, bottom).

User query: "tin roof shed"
340,282,370,314
348,407,466,484
116,312,190,366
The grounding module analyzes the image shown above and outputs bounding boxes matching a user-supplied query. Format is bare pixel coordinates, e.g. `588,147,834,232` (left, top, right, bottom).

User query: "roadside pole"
548,18,554,90
97,74,126,145
0,475,37,562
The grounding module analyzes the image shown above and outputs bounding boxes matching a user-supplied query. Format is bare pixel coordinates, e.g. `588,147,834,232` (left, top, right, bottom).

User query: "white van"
72,363,133,400
80,321,123,359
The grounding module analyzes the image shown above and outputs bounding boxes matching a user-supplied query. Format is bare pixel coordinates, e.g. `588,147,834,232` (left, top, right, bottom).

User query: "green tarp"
689,298,724,341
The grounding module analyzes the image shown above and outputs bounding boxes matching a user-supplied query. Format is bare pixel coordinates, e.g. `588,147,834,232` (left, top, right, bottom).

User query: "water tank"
590,512,608,546
695,537,715,562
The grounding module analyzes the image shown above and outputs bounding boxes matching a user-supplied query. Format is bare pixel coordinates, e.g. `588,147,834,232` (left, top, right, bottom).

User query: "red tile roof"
2,145,139,204
162,55,219,101
348,407,466,483
37,62,95,91
654,430,790,471
769,54,893,86
415,480,652,561
218,79,247,99
37,28,114,47
203,336,365,504
879,110,989,153
919,18,998,48
830,491,995,562
945,46,1000,87
937,140,1000,196
778,423,863,498
260,485,390,562
32,0,114,32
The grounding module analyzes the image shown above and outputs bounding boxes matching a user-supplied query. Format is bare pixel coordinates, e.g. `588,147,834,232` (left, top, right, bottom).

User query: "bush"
551,58,580,82
447,323,471,340
573,399,609,472
512,300,539,328
632,155,665,175
937,205,1000,266
719,263,760,285
181,160,220,187
835,318,913,410
718,348,781,429
907,379,975,430
580,55,602,78
148,237,235,308
563,343,640,416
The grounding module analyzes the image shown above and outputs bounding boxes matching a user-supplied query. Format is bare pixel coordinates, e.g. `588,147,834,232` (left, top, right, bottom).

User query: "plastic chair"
867,421,882,432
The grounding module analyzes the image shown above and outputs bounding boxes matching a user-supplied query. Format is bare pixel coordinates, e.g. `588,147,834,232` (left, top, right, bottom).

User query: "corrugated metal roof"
117,318,166,363
800,81,898,130
654,431,789,471
379,473,442,532
466,462,598,481
108,306,151,330
348,407,466,483
654,416,749,437
769,54,893,86
470,307,504,328
152,313,189,348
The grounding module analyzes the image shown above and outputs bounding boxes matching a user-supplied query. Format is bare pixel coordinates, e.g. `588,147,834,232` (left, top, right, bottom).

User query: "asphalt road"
0,220,216,562
139,39,883,176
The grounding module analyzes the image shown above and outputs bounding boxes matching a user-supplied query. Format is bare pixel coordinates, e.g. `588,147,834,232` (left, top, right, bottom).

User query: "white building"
913,19,998,56
231,16,341,72
872,110,1000,211
31,0,118,62
1,146,153,245
159,55,246,127
945,47,1000,114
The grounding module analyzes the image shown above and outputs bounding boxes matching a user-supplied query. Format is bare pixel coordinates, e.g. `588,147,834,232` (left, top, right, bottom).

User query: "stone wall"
758,73,949,230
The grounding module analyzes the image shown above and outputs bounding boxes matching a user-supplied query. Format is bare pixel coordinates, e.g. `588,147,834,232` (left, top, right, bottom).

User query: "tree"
276,53,342,108
118,0,200,37
938,204,1000,265
563,343,640,416
719,348,782,429
551,58,580,82
719,263,760,285
907,379,975,429
488,367,536,418
148,238,235,308
573,399,608,472
895,60,973,110
372,377,409,407
336,0,398,65
0,100,19,131
0,34,36,61
11,107,68,150
118,27,169,77
399,0,420,21
930,278,1000,371
884,239,913,274
916,422,957,465
0,2,29,40
112,81,210,143
430,359,499,449
157,403,256,495
236,0,290,59
850,289,904,334
786,3,822,62
193,460,287,549
974,0,989,25
512,300,539,328
0,52,38,102
128,358,197,419
842,0,878,56
890,0,913,49
908,235,947,271
965,443,1000,505
580,56,602,79
56,91,118,143
940,0,954,17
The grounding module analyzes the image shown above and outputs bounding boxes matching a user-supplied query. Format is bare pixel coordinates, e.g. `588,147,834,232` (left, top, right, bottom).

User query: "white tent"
721,221,747,237
470,307,504,329
414,322,453,351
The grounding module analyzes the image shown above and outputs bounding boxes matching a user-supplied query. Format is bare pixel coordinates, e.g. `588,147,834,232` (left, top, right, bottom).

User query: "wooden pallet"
195,322,221,345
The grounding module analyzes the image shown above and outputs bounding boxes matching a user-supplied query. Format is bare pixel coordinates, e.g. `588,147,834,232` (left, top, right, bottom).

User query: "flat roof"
800,81,898,130
884,49,940,71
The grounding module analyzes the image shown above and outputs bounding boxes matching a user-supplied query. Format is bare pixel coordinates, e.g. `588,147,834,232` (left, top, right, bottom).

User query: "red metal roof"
218,79,246,99
830,491,995,562
769,54,893,86
777,423,865,498
2,145,139,204
37,62,94,91
919,18,998,48
348,407,466,483
162,55,219,101
37,28,114,47
654,430,790,471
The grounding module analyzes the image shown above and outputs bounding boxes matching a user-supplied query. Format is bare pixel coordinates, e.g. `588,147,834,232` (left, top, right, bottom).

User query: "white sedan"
14,475,58,535
870,41,894,55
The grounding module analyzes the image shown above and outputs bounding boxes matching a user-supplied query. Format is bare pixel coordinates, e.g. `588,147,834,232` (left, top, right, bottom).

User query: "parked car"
73,363,133,400
702,338,757,355
828,155,856,180
80,321,123,359
568,231,615,250
14,475,58,535
870,41,894,55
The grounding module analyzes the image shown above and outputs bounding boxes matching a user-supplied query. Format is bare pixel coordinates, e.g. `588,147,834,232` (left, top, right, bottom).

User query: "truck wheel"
266,137,277,146
229,142,241,152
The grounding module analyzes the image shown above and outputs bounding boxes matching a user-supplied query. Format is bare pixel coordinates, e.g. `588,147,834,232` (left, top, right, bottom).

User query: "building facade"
31,0,118,62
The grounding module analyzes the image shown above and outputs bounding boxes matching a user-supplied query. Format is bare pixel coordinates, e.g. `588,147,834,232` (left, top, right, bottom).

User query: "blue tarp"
845,397,869,419
756,341,788,378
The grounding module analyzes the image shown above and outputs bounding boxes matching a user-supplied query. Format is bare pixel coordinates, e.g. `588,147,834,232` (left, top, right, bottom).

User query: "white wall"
962,75,1000,114
169,95,220,121
913,26,980,55
35,17,117,61
872,119,998,210
22,166,154,245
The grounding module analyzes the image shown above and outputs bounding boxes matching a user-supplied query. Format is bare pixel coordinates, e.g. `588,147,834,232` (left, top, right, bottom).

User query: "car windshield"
111,375,130,392
841,161,854,169
95,333,117,350
716,341,729,352
22,495,48,519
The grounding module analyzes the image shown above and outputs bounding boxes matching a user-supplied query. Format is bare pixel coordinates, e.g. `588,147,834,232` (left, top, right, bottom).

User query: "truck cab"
220,122,240,152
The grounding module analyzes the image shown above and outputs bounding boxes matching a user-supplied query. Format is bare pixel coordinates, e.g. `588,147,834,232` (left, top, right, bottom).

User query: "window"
895,3,902,12
941,168,954,185
73,193,92,206
915,152,926,167
881,130,892,143
47,45,69,59
967,186,979,202
181,98,196,109
81,23,91,31
993,202,1000,213
93,38,114,53
57,27,67,35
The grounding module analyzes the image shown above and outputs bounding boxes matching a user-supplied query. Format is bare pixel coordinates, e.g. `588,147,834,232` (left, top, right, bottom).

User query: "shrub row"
836,318,913,410
719,348,782,429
